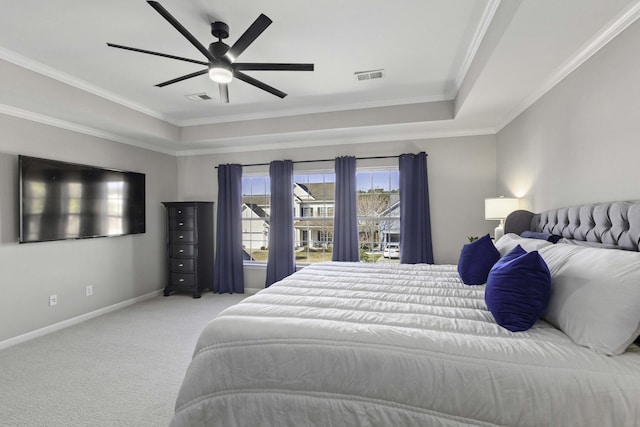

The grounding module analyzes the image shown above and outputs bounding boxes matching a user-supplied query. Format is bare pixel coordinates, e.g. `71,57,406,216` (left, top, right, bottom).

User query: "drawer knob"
179,235,184,239
179,222,184,226
178,210,182,213
179,278,184,282
178,263,184,267
179,249,184,253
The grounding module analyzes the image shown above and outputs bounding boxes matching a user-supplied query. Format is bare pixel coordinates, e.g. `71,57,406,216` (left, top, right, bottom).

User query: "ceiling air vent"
185,93,212,101
354,69,384,81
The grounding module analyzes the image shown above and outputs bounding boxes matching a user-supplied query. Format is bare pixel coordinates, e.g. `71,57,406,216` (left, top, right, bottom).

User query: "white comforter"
170,262,640,427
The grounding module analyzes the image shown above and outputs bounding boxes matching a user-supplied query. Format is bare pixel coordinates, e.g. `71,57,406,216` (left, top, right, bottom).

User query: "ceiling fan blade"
107,43,208,66
234,71,286,98
147,1,216,63
225,14,272,62
219,84,229,103
155,69,208,87
233,63,314,71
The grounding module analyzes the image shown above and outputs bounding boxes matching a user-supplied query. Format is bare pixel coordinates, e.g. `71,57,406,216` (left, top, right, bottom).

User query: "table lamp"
485,197,520,240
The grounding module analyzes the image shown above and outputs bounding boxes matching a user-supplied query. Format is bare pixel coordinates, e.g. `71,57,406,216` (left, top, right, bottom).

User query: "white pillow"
539,244,640,355
494,233,553,257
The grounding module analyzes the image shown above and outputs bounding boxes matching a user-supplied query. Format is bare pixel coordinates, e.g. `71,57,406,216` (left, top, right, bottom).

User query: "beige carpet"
0,293,246,426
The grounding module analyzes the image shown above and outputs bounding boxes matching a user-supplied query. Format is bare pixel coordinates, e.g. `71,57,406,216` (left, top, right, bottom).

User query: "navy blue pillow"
458,234,500,285
485,247,551,332
521,231,561,243
500,244,526,262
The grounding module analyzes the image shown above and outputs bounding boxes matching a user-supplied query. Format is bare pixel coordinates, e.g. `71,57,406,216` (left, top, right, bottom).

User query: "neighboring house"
241,201,269,250
242,182,336,251
378,199,400,248
294,182,335,248
242,180,401,253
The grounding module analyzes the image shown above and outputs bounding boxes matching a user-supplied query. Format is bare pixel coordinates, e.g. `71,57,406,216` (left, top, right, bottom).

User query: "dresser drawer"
169,206,195,218
171,258,195,273
171,244,195,257
170,217,194,230
172,230,195,243
170,273,195,289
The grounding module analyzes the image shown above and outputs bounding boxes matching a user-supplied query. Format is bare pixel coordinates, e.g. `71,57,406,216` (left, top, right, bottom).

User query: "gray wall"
0,114,177,342
497,19,640,212
176,134,498,289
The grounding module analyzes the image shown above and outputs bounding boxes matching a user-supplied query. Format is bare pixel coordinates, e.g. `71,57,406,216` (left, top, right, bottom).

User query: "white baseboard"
0,290,163,351
244,287,262,295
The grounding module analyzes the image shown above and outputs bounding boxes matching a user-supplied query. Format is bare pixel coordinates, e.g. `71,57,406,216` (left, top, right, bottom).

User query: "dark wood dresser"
161,202,214,298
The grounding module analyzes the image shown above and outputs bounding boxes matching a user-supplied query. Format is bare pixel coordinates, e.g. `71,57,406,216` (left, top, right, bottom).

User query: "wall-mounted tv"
19,155,146,243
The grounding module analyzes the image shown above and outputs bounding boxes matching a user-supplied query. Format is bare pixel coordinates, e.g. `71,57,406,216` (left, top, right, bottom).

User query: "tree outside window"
356,170,400,263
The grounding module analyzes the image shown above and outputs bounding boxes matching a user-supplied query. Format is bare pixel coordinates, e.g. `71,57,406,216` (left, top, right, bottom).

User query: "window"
318,231,333,242
318,206,334,216
241,167,399,265
293,172,335,263
241,175,270,262
356,170,400,263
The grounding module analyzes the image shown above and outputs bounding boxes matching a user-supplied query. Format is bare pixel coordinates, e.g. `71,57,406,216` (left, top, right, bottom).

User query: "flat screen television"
19,155,146,243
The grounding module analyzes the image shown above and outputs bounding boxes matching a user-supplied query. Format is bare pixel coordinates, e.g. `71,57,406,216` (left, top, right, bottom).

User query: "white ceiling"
0,0,639,154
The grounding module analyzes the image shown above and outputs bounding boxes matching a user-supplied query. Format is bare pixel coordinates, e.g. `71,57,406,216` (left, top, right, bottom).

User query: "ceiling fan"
107,1,314,103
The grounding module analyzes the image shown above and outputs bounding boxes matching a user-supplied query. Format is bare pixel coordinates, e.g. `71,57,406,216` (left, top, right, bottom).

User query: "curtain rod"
215,154,425,168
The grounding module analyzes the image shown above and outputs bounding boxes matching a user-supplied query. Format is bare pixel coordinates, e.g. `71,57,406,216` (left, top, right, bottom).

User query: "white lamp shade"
485,197,520,220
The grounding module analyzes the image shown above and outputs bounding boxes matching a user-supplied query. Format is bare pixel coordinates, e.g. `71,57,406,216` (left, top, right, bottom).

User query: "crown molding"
176,93,454,127
174,125,496,156
495,0,640,131
0,47,179,126
1,100,495,158
454,0,501,91
0,104,177,156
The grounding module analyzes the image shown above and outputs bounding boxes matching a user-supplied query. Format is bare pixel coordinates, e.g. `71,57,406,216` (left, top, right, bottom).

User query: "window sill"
243,261,267,269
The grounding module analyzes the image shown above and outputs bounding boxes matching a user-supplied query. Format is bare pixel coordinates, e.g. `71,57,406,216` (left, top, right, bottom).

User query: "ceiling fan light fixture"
209,64,233,84
108,3,313,102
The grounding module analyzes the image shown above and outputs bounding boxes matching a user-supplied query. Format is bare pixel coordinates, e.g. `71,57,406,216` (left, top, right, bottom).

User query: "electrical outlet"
49,294,57,306
85,285,93,297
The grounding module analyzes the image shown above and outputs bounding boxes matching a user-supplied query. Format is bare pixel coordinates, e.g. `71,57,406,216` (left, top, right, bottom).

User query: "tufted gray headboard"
504,201,640,251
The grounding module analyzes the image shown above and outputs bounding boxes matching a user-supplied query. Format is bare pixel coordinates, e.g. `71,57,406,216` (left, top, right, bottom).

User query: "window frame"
355,167,400,262
240,164,399,266
292,170,336,264
241,172,271,264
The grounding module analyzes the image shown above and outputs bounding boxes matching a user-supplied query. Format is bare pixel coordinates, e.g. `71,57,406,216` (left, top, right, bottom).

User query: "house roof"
242,195,269,207
243,202,269,219
379,200,400,217
298,183,335,202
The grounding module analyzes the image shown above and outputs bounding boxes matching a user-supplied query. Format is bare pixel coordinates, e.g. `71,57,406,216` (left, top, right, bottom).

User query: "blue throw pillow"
521,231,561,244
500,244,526,262
458,234,500,285
485,247,551,332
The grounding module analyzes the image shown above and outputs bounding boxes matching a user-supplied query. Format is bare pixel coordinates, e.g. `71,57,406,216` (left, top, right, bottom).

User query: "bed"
170,201,640,426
